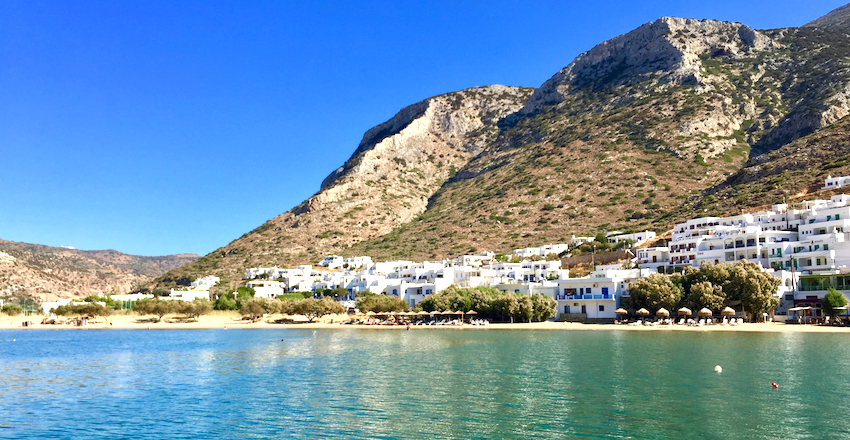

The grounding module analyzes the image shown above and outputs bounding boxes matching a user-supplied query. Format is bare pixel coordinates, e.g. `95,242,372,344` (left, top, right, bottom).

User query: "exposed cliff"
158,86,533,285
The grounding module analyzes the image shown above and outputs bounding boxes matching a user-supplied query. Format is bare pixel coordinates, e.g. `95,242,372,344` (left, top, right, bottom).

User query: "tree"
356,295,408,313
178,299,213,321
214,294,238,311
515,294,534,323
531,294,557,322
235,286,256,303
284,297,345,322
627,273,682,312
2,304,24,316
239,297,280,319
821,287,849,319
133,298,174,322
730,261,781,320
353,289,377,298
492,294,521,323
54,303,112,320
688,281,725,311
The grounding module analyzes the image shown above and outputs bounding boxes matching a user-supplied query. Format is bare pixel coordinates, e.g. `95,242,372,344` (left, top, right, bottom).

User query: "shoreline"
2,313,850,333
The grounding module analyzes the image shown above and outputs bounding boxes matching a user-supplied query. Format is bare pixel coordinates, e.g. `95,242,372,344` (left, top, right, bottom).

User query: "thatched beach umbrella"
698,308,713,317
615,308,629,316
636,308,650,316
467,310,478,315
721,306,736,316
677,307,692,316
656,308,670,317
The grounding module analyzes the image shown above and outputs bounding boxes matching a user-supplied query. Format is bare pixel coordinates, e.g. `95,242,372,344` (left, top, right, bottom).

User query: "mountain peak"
805,3,850,31
518,17,777,118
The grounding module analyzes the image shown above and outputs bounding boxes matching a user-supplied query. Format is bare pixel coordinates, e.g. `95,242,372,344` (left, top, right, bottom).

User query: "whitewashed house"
555,268,651,320
823,175,850,190
246,280,285,299
608,230,656,246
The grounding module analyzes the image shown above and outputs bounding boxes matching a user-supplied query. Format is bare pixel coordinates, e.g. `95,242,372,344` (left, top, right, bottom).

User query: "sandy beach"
2,311,850,333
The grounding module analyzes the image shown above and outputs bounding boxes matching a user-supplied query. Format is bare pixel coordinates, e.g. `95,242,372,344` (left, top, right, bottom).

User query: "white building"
555,268,652,321
823,175,850,190
512,244,570,258
246,280,285,299
608,230,656,246
191,276,220,290
166,289,209,301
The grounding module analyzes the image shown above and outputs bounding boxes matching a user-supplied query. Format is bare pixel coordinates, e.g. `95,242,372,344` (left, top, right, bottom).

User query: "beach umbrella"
366,311,376,316
467,310,478,315
636,308,650,316
677,307,692,316
698,308,713,317
656,308,670,317
417,311,429,316
721,306,736,316
615,308,628,315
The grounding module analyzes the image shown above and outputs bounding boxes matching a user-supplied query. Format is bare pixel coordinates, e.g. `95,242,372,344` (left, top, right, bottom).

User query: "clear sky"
1,0,845,256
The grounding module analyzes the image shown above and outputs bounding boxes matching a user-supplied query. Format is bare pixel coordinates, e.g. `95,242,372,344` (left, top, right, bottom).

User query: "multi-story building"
554,268,652,320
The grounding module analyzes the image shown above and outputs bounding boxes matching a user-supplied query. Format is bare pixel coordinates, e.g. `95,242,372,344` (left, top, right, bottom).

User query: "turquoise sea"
1,328,849,439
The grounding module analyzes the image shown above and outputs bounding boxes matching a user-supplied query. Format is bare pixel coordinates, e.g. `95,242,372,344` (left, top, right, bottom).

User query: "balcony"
556,294,612,301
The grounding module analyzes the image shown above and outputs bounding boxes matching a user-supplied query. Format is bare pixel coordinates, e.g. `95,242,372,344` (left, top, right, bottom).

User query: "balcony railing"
556,294,612,300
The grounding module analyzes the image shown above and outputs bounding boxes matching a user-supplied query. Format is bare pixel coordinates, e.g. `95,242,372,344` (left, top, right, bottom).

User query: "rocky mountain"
157,4,850,287
0,239,198,301
158,86,533,285
805,3,850,30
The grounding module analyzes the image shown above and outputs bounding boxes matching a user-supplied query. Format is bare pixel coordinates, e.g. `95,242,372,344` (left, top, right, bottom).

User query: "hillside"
156,86,533,286
349,17,850,261
156,5,850,286
0,239,198,301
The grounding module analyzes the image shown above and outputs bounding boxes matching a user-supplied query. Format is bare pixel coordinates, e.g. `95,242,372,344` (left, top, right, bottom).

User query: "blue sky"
0,0,845,256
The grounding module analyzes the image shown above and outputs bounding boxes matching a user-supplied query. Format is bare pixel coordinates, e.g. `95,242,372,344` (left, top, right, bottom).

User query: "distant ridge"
0,239,198,300
805,3,850,30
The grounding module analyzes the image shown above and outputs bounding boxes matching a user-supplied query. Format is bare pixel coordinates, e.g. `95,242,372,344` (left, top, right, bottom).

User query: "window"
581,305,587,314
564,305,570,314
837,214,841,220
586,288,592,294
599,305,605,312
825,244,829,251
602,287,609,295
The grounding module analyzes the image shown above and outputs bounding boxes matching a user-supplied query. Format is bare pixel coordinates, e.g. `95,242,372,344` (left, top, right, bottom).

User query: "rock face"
519,17,777,118
164,86,534,283
292,85,533,233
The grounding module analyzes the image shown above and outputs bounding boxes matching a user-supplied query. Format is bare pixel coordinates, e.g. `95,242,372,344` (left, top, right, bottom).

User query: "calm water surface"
0,328,848,439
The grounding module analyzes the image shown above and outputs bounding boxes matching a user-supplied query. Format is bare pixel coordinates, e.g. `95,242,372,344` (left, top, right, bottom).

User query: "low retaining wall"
557,314,616,324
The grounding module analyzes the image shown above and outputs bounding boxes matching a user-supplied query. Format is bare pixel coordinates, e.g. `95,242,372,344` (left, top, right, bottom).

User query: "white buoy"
715,365,722,373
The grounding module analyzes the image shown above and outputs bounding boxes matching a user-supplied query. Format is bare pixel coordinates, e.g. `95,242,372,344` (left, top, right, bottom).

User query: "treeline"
418,286,556,323
624,260,781,319
236,297,345,322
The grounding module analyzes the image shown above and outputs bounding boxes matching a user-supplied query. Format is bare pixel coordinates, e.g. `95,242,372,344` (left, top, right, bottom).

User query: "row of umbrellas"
615,306,737,317
362,310,478,316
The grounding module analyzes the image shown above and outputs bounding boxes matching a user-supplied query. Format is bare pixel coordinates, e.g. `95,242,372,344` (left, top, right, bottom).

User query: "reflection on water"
1,329,850,439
